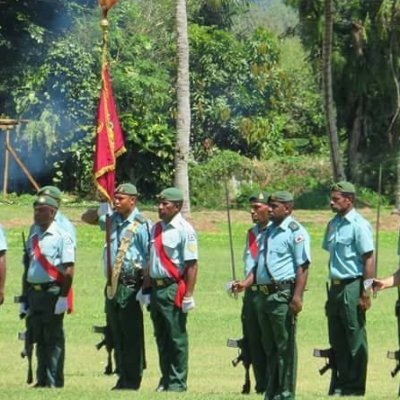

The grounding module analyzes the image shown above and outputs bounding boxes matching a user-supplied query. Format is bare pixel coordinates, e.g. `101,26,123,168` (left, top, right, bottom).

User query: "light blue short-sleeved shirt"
27,221,75,284
322,208,374,280
99,208,151,278
242,223,269,278
0,225,7,252
256,215,311,284
149,212,198,279
55,211,77,247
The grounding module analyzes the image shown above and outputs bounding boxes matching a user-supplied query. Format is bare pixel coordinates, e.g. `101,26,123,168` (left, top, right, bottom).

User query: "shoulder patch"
289,221,300,231
134,214,146,224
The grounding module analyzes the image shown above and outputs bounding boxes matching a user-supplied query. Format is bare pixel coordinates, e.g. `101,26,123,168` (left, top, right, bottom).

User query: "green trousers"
27,286,65,388
150,283,188,392
242,288,267,393
327,279,367,396
105,285,145,389
255,289,296,400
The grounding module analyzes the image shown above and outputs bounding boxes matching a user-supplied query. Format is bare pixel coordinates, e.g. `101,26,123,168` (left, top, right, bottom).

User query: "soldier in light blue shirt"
322,181,374,396
0,225,7,305
26,195,75,388
147,187,198,393
81,183,150,391
238,191,270,394
254,191,310,400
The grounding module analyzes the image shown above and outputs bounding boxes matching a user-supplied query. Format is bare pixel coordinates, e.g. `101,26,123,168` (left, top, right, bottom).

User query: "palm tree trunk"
174,0,191,216
322,0,345,181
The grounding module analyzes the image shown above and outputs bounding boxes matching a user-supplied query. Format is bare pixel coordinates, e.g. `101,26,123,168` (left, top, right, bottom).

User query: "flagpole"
100,4,112,291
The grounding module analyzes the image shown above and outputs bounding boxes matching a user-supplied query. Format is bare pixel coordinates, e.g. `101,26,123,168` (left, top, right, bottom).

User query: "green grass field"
0,203,399,399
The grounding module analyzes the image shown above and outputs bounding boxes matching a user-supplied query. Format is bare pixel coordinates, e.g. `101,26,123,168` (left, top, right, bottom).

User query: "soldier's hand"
182,296,195,313
81,208,99,224
359,294,371,311
289,295,303,314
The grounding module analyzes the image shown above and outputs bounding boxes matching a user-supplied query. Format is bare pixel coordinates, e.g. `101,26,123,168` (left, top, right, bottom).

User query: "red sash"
154,222,186,308
32,235,74,314
248,229,258,260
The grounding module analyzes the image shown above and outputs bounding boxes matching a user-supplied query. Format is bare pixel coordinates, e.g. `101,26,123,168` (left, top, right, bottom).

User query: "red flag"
94,64,126,202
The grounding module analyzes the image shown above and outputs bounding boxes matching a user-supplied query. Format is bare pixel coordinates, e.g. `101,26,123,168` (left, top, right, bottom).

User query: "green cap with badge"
115,183,138,196
249,191,270,205
37,185,61,203
330,181,356,194
157,187,183,202
269,191,294,203
34,195,59,209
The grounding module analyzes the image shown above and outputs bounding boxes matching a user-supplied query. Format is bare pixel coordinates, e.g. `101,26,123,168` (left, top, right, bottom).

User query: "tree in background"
322,0,345,181
175,0,191,215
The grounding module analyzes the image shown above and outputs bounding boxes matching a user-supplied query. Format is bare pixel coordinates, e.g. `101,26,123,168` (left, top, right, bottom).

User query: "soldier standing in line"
254,191,310,400
0,224,6,306
234,191,271,394
146,187,198,392
322,181,375,396
26,195,75,388
81,183,150,390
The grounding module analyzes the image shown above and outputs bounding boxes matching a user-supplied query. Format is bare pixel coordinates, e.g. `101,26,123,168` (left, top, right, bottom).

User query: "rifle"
15,232,33,384
313,282,338,395
227,337,251,394
18,330,33,384
93,325,114,375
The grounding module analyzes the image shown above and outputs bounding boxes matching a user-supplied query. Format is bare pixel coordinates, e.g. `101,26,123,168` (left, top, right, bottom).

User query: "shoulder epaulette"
134,214,146,224
288,221,300,232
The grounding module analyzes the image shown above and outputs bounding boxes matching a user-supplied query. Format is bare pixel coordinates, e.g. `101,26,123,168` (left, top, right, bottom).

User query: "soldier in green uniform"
0,225,7,305
26,195,75,388
253,191,311,400
322,181,374,396
146,187,198,392
234,191,270,394
81,183,150,390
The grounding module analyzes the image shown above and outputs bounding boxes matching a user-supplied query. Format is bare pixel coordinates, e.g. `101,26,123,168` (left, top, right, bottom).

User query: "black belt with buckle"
252,281,294,295
29,282,58,291
151,278,176,288
331,277,361,286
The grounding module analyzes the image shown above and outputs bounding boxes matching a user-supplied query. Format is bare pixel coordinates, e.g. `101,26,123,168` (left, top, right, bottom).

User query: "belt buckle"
155,279,164,287
260,285,269,295
32,284,42,291
332,279,341,285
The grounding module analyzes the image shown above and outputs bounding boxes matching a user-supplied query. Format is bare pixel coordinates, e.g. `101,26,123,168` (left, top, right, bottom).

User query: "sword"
224,180,237,296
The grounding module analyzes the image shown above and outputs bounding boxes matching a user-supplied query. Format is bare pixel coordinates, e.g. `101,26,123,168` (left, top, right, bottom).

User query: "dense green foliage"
0,0,329,204
287,0,400,196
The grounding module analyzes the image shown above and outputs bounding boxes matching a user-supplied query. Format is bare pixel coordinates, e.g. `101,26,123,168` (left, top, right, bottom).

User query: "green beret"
269,191,294,203
34,195,59,209
157,187,183,202
37,185,61,202
330,181,356,194
115,183,138,196
249,191,270,205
